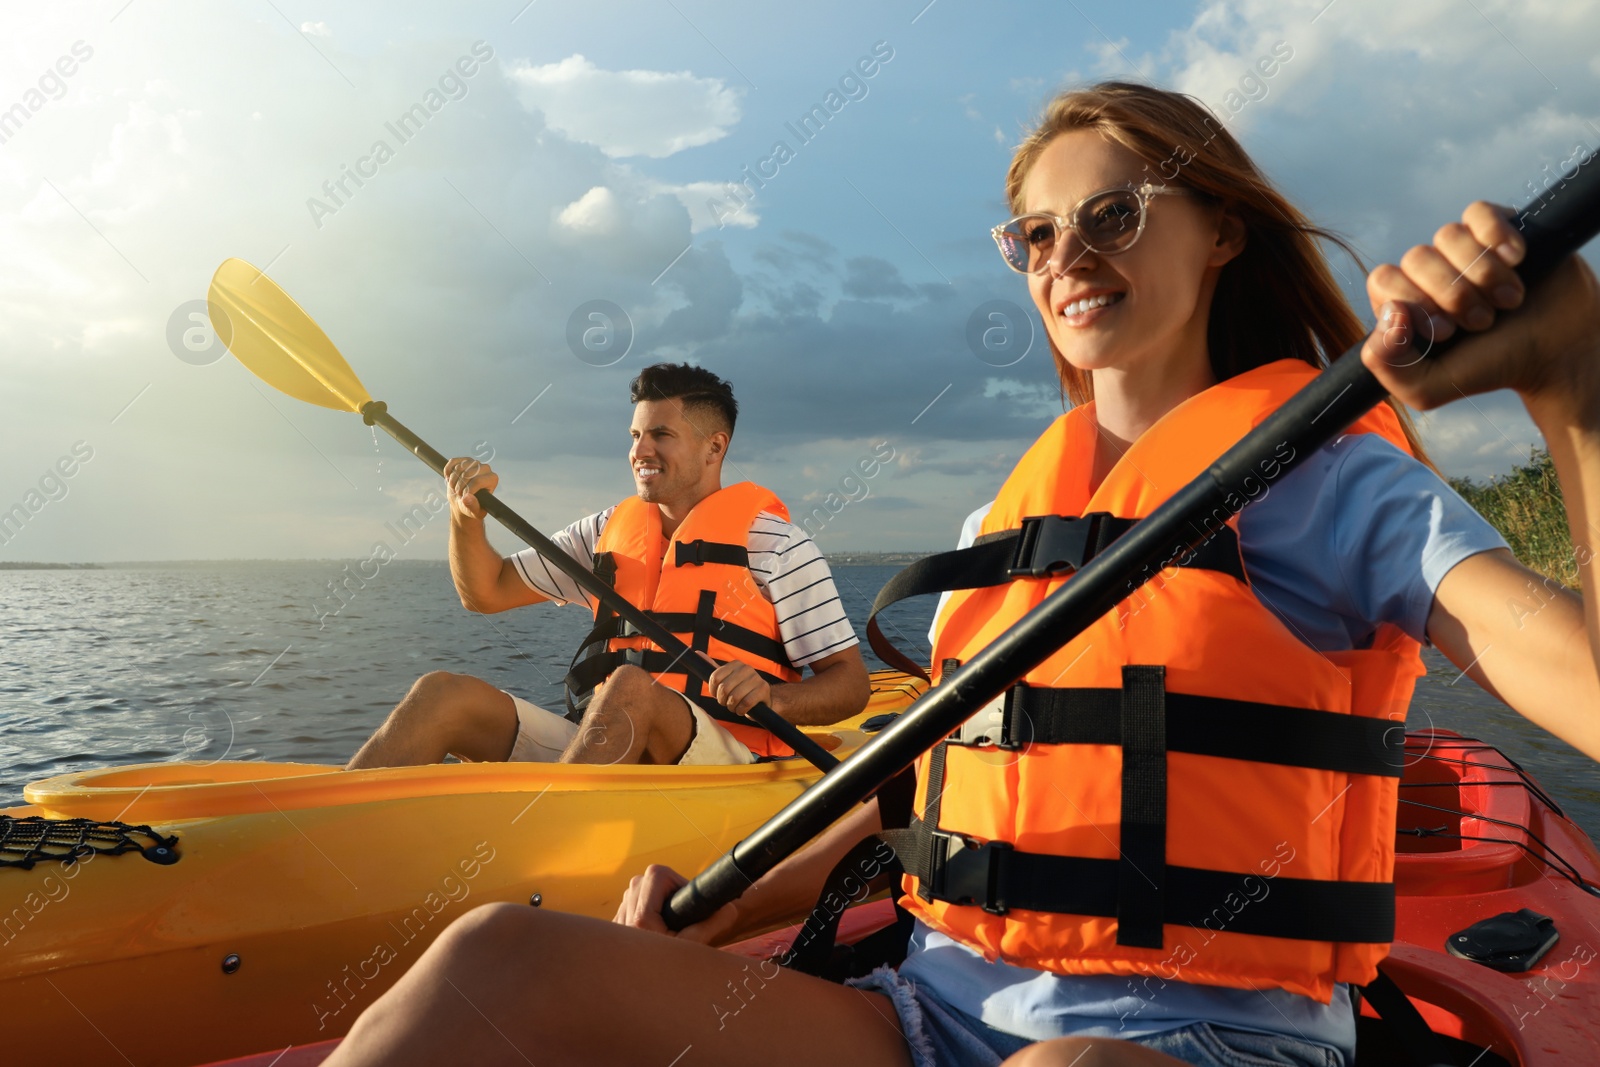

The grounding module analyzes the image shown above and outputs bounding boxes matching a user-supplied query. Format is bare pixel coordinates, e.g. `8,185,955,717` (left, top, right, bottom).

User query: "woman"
325,82,1600,1067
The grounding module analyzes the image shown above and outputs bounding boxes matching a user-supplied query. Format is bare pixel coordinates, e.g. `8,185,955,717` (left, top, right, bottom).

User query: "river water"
3,561,1598,838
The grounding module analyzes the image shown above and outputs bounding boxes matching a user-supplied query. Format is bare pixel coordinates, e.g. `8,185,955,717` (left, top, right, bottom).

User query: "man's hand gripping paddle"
206,258,840,773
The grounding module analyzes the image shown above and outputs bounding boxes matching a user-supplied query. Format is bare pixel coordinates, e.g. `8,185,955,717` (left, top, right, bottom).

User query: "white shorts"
507,692,757,766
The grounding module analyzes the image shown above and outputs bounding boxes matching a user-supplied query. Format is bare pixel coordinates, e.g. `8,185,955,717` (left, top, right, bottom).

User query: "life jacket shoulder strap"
673,538,749,568
866,515,1246,679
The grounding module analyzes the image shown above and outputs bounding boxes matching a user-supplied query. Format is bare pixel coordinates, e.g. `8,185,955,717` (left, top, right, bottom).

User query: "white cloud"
300,21,331,38
555,185,624,236
653,180,760,233
982,377,1059,419
507,54,741,158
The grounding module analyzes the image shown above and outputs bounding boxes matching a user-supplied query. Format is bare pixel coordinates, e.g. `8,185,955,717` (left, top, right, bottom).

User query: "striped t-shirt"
509,508,858,669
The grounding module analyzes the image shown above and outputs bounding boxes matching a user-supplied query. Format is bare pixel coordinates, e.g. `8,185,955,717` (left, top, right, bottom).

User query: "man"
347,362,870,768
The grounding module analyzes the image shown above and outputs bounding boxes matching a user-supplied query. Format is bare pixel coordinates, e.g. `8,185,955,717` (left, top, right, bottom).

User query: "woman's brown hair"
1007,80,1431,465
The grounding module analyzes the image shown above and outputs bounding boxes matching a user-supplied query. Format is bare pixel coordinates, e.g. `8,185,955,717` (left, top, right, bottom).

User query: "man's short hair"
629,363,738,438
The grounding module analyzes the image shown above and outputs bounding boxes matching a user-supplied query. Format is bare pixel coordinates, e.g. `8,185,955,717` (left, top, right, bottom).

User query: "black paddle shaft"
664,161,1600,929
357,401,841,773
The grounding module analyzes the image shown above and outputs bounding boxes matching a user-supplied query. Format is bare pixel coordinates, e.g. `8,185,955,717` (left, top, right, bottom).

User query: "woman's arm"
614,792,887,944
1363,201,1600,760
1427,549,1600,760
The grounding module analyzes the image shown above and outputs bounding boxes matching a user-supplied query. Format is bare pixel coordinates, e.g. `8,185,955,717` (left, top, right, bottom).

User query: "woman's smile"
1054,288,1126,325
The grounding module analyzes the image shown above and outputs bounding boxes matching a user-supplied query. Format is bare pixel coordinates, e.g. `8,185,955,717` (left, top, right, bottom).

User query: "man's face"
628,399,718,504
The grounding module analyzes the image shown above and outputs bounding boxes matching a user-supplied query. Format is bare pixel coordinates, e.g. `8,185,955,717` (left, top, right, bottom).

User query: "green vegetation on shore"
1450,449,1576,586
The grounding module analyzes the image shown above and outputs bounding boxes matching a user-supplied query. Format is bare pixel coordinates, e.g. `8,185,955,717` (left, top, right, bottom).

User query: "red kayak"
199,730,1600,1066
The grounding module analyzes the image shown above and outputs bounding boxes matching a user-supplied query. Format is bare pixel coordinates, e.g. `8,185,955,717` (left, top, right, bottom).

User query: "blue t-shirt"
909,431,1508,1064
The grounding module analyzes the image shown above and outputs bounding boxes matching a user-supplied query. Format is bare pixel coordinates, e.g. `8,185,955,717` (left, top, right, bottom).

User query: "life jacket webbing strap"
682,590,718,703
577,612,792,669
906,814,1396,943
1118,665,1168,948
867,516,1247,680
1358,966,1456,1065
969,686,1404,778
915,739,947,908
674,538,749,568
782,831,916,980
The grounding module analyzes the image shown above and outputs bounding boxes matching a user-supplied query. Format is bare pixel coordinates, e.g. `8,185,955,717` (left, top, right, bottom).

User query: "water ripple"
3,562,1598,839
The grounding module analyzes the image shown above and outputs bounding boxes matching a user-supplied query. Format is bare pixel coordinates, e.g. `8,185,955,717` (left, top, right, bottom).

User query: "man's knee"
598,664,654,700
588,666,666,720
409,670,473,704
405,672,499,724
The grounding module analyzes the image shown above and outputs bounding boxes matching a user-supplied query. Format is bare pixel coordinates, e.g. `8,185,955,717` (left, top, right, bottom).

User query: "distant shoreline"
0,555,934,569
0,562,102,570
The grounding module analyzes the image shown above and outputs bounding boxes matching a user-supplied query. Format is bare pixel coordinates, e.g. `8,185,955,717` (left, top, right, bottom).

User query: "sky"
2,0,1598,561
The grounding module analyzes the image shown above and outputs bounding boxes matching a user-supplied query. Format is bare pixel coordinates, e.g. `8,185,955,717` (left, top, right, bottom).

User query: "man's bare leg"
346,672,519,769
560,665,696,765
324,903,912,1067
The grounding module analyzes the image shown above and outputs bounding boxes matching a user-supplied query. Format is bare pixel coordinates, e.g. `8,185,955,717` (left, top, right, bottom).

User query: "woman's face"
1018,129,1240,383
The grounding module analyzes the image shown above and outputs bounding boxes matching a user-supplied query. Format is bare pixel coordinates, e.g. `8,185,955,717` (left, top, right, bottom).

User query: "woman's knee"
1002,1037,1152,1067
429,901,548,967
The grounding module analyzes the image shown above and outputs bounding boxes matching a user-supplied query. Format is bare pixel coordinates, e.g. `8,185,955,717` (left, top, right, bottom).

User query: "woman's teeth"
1062,292,1123,317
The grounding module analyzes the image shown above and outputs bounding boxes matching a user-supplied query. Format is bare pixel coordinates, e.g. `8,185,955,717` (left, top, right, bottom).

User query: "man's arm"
444,457,547,614
773,646,872,725
705,646,872,727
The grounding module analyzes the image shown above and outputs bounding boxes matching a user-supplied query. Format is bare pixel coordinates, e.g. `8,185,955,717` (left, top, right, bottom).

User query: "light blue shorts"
848,966,1343,1067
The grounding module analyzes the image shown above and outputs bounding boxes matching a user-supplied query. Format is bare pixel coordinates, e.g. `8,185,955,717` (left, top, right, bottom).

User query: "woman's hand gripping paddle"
205,258,840,774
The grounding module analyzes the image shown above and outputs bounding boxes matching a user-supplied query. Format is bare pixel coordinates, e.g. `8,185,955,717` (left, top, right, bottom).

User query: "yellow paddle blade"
207,258,373,414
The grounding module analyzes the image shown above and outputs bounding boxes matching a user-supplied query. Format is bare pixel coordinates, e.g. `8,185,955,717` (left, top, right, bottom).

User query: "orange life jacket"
898,359,1424,1003
564,482,802,759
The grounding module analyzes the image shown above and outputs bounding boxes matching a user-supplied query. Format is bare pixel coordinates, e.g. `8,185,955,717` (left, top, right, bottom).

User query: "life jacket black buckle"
932,832,1012,915
954,685,1027,751
1008,515,1100,579
675,539,713,566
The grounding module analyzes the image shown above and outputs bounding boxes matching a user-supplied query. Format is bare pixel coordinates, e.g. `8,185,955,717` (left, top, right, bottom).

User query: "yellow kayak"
0,670,923,1067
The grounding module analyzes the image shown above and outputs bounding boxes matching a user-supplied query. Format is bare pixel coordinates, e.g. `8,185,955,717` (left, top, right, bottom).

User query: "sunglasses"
991,183,1188,274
